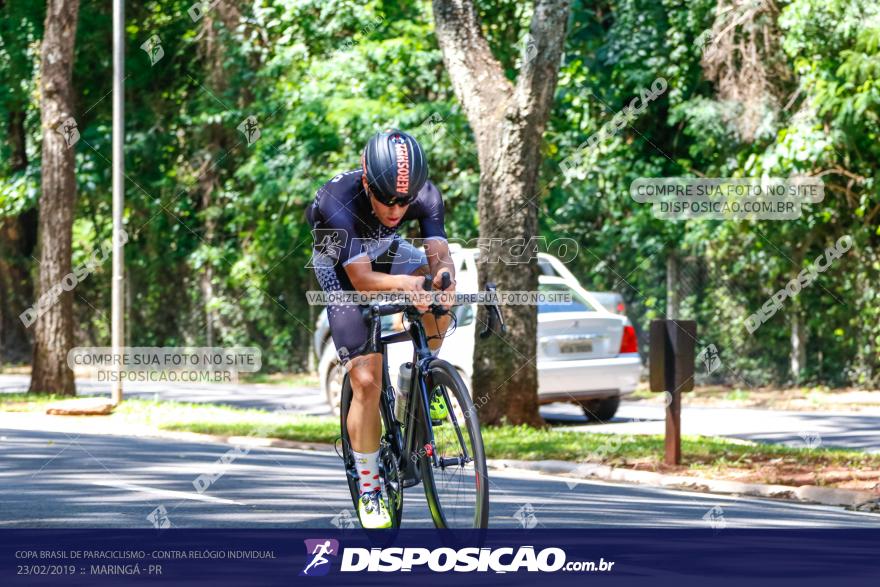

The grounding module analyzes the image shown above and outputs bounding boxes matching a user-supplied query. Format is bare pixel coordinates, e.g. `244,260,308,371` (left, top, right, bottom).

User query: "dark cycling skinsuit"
306,169,447,363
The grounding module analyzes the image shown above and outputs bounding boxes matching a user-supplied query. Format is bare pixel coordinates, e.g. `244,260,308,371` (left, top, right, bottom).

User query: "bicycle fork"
413,357,473,471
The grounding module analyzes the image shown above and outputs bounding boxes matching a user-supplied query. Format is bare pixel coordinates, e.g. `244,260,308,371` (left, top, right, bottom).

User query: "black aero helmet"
361,129,428,206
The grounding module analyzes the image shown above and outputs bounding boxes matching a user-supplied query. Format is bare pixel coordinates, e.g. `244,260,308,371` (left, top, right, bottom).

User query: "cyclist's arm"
344,256,423,293
425,238,455,311
345,258,430,311
416,181,454,291
424,238,455,287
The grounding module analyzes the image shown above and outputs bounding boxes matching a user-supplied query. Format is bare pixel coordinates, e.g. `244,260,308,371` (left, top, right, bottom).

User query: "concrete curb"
45,398,115,416
488,458,879,509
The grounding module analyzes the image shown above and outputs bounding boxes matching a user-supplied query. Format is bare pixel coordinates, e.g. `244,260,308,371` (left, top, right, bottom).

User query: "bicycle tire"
419,359,489,529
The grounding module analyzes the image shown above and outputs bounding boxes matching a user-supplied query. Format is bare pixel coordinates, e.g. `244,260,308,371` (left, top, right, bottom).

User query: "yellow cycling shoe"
357,491,392,529
430,390,448,423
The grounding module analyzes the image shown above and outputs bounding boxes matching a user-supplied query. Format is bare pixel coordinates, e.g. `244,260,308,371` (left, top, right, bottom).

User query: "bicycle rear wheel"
419,359,489,529
339,373,403,528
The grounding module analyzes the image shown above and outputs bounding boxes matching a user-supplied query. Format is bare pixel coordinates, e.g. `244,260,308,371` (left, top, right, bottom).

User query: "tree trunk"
790,309,806,383
787,247,810,385
29,0,80,396
666,251,679,319
432,0,570,425
200,167,218,348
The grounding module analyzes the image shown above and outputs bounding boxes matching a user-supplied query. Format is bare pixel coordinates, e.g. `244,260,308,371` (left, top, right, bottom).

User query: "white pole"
111,0,125,405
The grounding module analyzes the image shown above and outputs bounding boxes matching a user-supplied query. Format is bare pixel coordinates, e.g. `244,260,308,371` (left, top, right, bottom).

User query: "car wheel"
579,396,620,422
325,355,346,417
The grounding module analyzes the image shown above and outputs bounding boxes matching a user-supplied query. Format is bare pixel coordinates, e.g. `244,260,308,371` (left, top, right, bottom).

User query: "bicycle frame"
373,306,471,488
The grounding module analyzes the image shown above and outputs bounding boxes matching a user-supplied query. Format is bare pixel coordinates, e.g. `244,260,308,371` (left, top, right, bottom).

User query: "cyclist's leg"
344,351,394,527
314,261,384,489
404,263,451,422
344,352,382,456
314,249,391,527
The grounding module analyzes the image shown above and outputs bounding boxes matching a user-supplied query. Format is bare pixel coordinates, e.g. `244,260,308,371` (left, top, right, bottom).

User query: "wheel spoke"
421,366,488,529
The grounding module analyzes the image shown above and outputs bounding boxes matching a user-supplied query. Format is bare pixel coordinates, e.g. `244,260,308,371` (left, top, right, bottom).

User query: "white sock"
352,449,381,495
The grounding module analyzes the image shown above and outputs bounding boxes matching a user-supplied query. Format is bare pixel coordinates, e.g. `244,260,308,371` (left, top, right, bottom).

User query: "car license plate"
560,339,593,354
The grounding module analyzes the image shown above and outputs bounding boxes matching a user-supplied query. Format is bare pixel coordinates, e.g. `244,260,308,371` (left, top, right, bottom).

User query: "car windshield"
538,283,597,314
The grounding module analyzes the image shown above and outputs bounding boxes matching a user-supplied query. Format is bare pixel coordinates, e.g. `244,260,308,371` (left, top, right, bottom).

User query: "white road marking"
89,478,247,505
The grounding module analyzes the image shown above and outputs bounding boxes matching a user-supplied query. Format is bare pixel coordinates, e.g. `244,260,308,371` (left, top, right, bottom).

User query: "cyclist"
306,129,456,529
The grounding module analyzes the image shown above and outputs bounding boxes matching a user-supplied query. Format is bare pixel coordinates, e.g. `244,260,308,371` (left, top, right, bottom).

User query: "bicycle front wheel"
419,359,489,529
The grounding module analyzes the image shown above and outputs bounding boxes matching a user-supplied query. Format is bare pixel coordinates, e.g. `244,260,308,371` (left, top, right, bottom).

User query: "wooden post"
665,384,681,465
650,319,696,466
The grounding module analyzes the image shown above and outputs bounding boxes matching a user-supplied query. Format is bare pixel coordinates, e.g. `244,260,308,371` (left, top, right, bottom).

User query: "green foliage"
1,0,878,385
545,0,880,387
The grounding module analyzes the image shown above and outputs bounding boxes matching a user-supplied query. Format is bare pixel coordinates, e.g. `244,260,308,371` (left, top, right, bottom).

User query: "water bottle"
394,362,413,423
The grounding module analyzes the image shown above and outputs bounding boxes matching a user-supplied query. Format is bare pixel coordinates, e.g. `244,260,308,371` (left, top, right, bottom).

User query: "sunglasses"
367,185,414,207
375,195,413,208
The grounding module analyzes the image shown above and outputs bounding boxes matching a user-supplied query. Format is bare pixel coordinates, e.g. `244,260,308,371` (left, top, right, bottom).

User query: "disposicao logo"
301,541,610,575
341,546,568,573
300,539,339,576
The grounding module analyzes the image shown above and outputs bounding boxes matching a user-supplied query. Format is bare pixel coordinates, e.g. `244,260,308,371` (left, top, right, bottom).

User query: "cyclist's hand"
432,272,456,310
398,274,431,312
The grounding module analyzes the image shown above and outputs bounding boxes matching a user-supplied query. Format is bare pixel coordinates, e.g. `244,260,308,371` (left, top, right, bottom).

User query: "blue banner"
3,529,878,586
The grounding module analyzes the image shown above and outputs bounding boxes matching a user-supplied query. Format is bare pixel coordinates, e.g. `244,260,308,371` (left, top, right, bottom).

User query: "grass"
723,388,750,402
0,363,30,375
239,372,319,387
159,414,338,444
4,393,879,483
0,392,74,411
115,398,338,444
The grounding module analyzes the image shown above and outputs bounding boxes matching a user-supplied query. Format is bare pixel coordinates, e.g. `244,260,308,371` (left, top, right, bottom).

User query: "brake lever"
421,272,453,315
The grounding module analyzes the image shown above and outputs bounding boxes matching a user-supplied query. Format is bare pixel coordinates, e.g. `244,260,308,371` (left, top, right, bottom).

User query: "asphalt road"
3,375,879,452
542,402,880,453
2,428,878,529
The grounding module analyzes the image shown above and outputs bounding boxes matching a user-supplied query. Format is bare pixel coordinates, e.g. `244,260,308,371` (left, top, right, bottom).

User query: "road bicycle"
337,272,504,529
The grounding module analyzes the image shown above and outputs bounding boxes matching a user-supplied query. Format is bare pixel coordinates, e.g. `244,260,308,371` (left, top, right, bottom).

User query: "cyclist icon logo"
316,232,344,259
56,117,80,148
237,115,261,146
139,34,164,66
697,344,722,374
300,538,339,576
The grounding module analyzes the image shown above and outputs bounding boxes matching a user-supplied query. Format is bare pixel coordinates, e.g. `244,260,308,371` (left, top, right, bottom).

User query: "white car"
317,248,641,421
